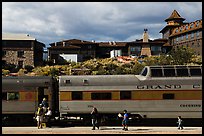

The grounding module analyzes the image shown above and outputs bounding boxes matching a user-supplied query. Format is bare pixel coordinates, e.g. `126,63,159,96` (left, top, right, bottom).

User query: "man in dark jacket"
91,107,100,130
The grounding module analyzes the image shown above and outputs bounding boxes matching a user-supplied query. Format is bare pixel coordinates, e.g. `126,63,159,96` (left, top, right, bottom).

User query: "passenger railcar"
2,76,59,126
58,65,202,125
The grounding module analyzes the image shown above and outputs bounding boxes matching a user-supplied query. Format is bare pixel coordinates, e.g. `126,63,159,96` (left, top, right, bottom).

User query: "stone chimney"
143,29,149,42
141,29,151,56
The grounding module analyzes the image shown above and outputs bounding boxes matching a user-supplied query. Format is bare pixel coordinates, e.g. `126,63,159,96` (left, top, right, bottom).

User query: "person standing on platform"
121,110,129,131
45,107,52,128
91,107,100,130
41,98,49,112
177,116,184,130
36,104,44,129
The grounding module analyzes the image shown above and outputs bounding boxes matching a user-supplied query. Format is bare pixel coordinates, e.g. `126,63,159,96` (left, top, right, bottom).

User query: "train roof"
59,65,202,87
2,76,54,90
59,75,140,86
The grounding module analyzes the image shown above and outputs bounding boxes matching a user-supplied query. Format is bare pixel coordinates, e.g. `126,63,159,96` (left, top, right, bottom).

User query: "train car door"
38,87,49,105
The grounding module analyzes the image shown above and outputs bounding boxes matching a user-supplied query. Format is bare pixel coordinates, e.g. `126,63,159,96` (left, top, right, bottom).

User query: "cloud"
2,2,202,47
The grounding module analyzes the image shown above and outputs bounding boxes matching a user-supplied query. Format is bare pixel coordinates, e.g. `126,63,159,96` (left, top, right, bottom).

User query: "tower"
141,29,151,56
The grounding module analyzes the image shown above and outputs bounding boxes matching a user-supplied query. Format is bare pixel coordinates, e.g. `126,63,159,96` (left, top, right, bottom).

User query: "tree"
167,46,195,65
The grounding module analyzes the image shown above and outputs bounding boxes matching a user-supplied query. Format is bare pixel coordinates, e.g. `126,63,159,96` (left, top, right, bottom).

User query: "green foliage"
167,46,195,65
18,68,27,76
2,63,19,73
2,69,10,76
12,47,201,76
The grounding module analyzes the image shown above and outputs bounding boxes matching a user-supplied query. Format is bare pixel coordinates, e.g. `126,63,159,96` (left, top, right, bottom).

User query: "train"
2,65,202,126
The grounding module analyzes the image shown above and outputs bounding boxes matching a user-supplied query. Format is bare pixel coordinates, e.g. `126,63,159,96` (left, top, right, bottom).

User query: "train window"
140,67,148,76
2,92,7,100
72,91,83,100
120,91,131,100
189,68,201,76
151,69,163,77
163,93,174,99
176,68,189,77
91,92,112,100
163,68,176,77
7,92,19,100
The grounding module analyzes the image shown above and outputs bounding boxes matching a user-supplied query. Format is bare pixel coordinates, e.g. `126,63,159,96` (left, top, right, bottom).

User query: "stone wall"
2,50,34,67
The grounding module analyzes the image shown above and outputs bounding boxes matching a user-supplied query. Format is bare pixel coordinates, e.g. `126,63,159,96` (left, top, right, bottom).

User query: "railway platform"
2,126,202,134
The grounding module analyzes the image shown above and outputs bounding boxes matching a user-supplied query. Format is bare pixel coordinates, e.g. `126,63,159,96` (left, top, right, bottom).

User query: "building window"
163,93,174,99
2,50,6,57
72,91,83,100
185,25,188,30
120,91,131,100
180,27,182,32
191,32,194,39
186,34,188,40
17,51,24,58
176,37,179,42
18,61,23,68
91,92,112,100
130,47,136,52
151,46,161,52
190,23,194,29
196,22,199,27
181,35,184,41
196,31,200,37
130,46,141,52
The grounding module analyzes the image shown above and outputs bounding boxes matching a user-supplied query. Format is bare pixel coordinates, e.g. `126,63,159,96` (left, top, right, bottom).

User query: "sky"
2,2,202,48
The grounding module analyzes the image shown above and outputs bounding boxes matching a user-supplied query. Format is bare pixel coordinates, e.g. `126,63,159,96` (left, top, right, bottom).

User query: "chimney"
143,29,149,42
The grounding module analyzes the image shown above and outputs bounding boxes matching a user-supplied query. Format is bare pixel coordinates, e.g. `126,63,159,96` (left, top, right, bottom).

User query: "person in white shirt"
45,107,52,127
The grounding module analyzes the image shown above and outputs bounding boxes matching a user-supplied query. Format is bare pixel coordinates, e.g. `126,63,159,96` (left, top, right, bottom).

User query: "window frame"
17,50,24,58
91,92,112,100
72,91,83,100
120,91,132,100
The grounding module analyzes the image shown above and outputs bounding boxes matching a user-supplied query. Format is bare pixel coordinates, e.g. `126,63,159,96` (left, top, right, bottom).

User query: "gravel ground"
2,126,202,134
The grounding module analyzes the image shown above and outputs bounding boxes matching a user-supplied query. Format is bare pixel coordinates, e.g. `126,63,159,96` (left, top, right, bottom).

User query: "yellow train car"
58,65,202,125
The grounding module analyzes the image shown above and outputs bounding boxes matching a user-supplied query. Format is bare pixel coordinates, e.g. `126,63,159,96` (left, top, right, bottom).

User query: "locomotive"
2,65,202,126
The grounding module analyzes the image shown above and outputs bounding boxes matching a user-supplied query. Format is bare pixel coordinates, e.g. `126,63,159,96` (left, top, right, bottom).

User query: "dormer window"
196,22,199,27
190,23,194,28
